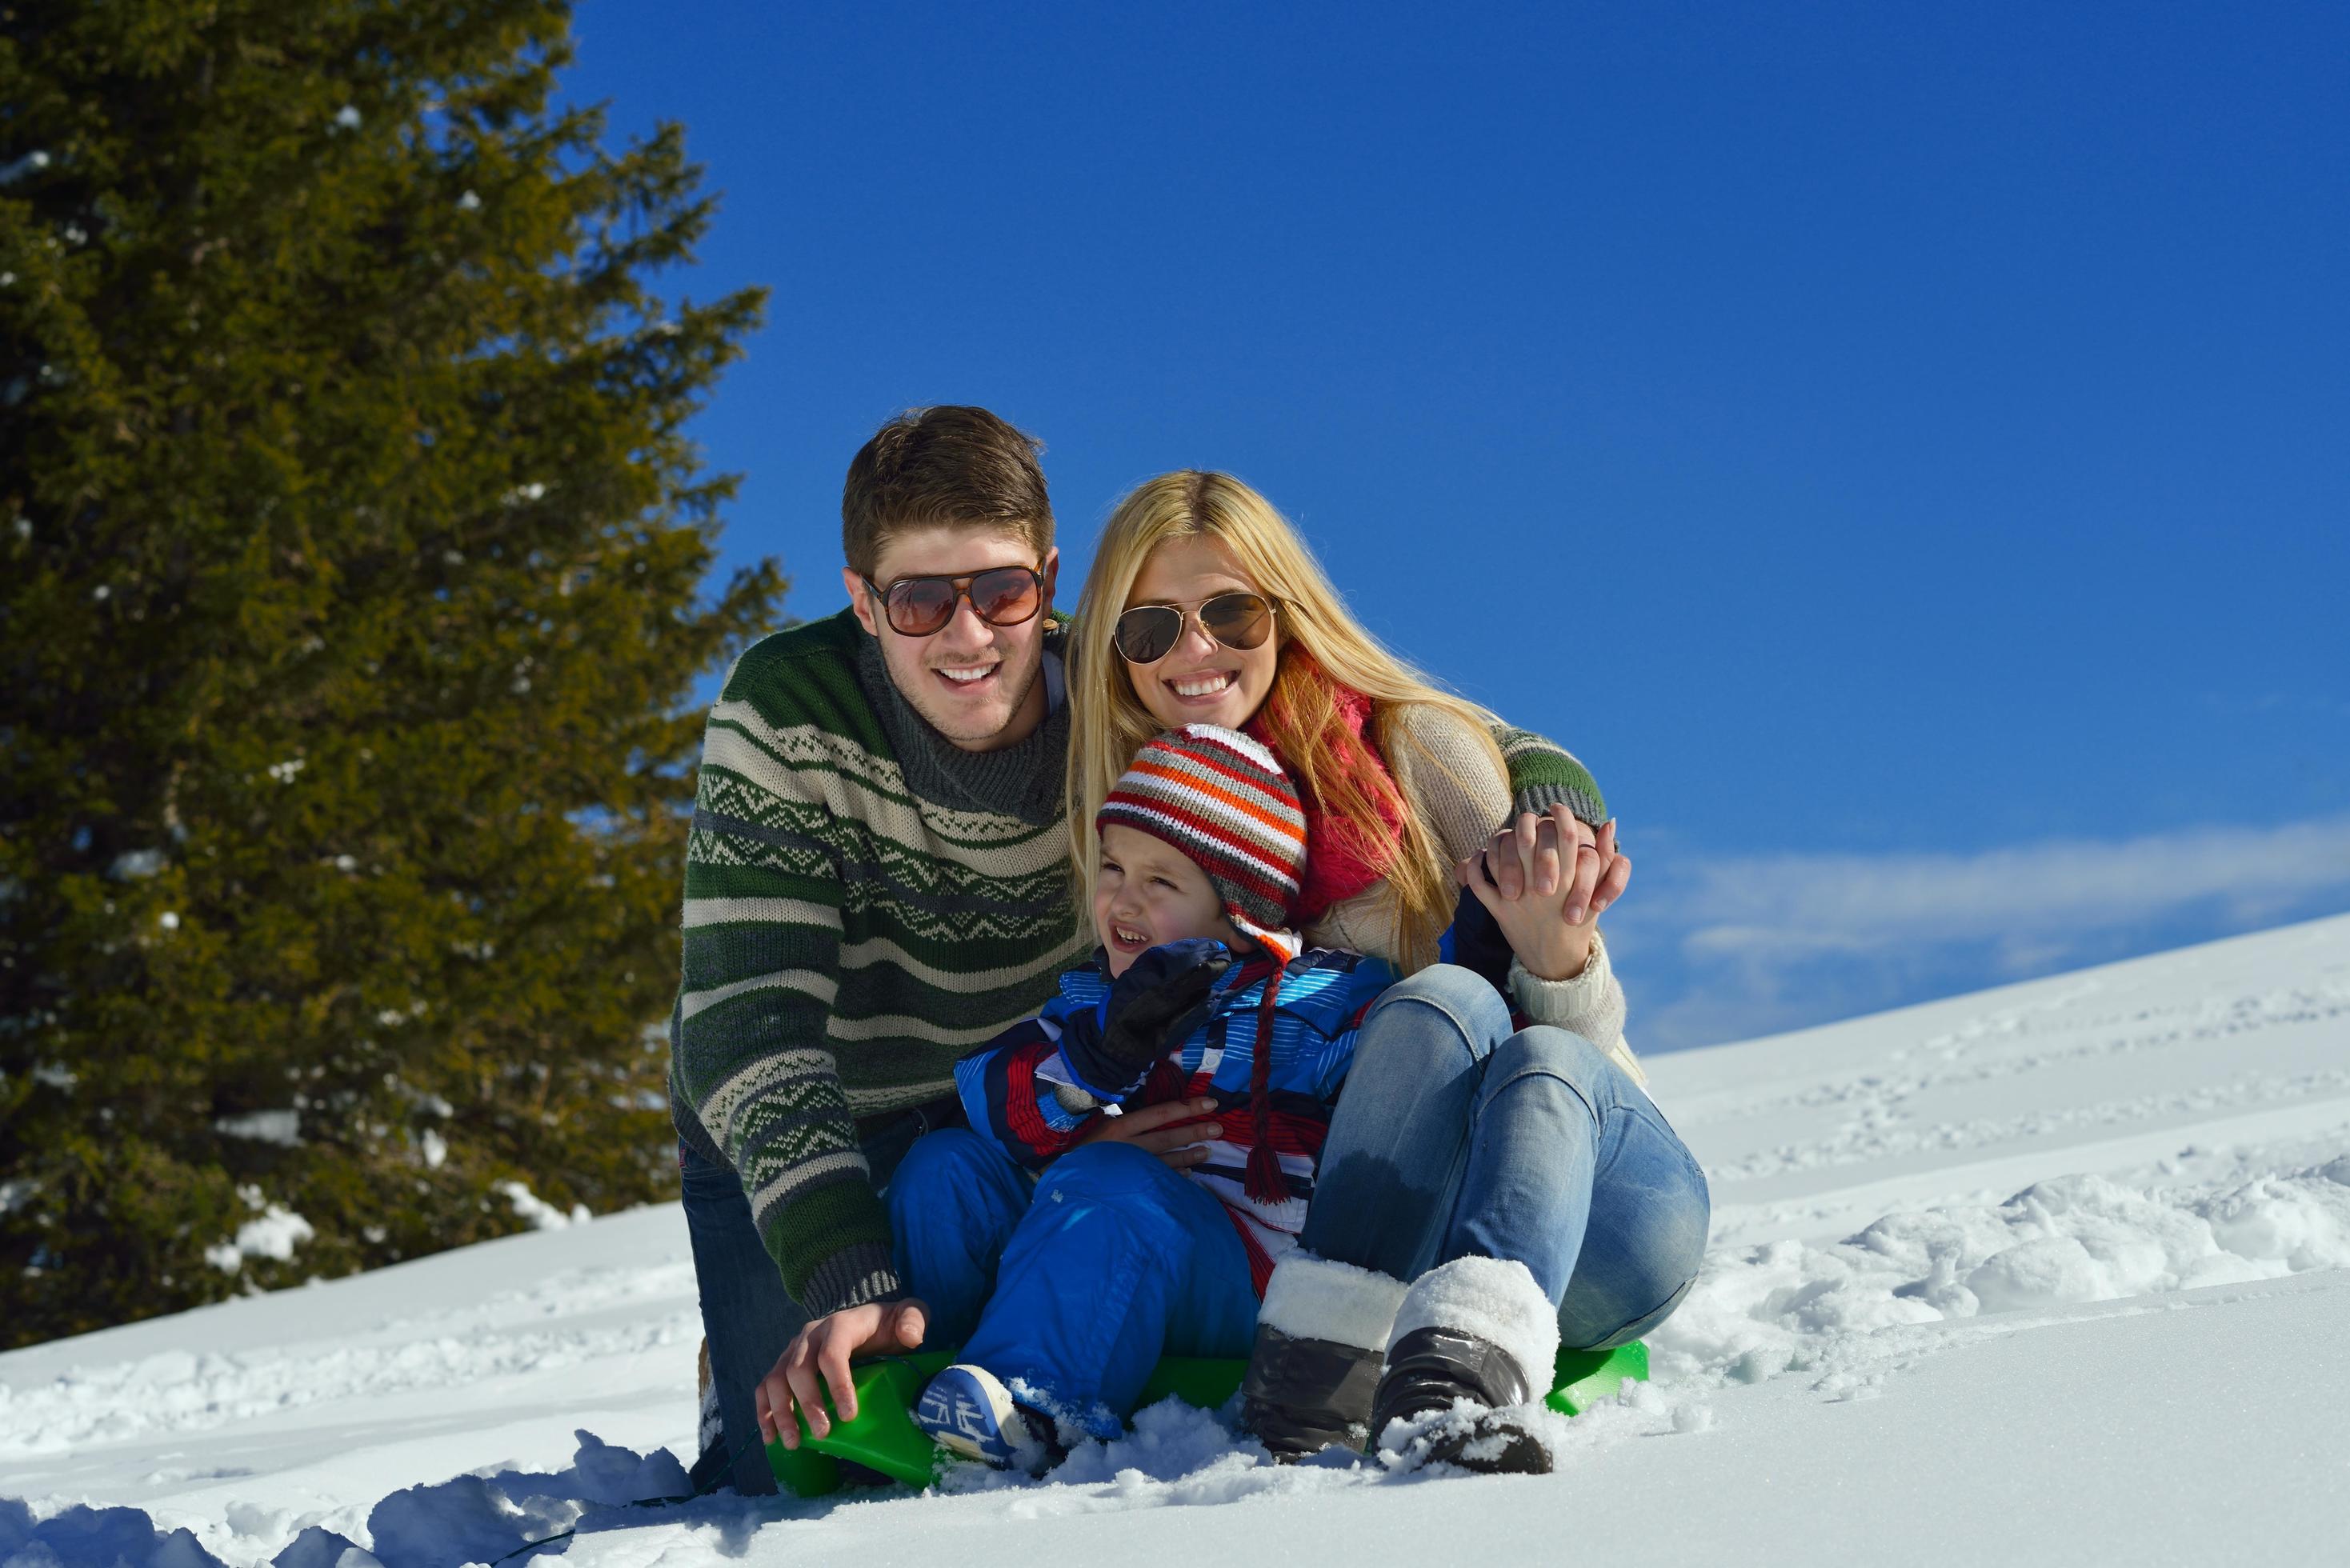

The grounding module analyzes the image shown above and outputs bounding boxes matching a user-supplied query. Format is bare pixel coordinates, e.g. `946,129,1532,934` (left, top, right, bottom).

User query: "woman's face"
1122,536,1280,734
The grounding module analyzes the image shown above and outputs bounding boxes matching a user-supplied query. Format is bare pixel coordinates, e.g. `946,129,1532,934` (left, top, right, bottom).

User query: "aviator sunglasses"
862,565,1047,637
1112,592,1279,665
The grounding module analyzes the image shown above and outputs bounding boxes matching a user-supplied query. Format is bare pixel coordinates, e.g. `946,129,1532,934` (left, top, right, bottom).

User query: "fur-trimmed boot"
1371,1256,1561,1476
1240,1254,1409,1462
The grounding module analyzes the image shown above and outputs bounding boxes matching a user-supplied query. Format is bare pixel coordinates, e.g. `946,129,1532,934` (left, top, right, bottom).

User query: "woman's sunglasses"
1112,592,1279,665
862,566,1046,638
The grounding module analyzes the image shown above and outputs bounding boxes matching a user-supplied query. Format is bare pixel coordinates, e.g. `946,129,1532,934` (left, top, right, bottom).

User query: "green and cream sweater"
669,611,1087,1316
669,610,1619,1317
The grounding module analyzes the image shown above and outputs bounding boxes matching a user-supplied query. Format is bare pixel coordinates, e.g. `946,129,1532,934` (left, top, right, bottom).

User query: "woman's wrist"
1517,923,1595,983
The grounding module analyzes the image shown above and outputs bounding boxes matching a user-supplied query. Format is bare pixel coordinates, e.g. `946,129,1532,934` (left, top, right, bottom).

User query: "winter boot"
1240,1254,1408,1462
1371,1256,1561,1476
912,1363,1059,1474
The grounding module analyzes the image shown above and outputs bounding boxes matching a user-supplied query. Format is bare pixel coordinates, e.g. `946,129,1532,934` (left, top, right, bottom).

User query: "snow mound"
1651,1156,2350,1388
361,1430,686,1568
0,1496,222,1568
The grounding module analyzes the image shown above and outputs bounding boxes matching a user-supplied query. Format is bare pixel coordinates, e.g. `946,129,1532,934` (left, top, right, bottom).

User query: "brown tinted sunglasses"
863,566,1047,637
1112,592,1279,664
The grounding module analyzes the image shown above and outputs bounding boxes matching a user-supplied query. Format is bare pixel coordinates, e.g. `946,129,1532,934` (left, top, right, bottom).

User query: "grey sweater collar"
852,623,1071,827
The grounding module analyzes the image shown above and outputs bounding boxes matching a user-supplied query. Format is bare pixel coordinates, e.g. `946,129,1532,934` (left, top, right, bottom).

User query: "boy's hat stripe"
1137,743,1308,828
1115,762,1305,856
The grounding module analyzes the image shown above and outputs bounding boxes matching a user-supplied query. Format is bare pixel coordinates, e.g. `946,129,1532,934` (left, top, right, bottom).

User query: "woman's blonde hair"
1067,471,1505,970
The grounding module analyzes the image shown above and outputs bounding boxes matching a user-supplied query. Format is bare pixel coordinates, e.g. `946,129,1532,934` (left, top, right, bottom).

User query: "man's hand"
1478,807,1630,926
1078,1095,1221,1169
756,1298,929,1449
1464,807,1631,982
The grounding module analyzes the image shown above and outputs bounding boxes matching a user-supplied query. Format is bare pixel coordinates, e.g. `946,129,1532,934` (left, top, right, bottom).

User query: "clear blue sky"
563,1,2350,1050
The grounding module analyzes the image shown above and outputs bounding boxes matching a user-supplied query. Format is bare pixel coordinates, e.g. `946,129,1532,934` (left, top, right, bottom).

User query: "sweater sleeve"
1492,725,1608,828
672,688,902,1318
1507,934,1644,1086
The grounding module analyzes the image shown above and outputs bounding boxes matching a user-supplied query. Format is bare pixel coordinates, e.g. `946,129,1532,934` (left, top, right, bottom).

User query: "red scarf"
1247,658,1407,923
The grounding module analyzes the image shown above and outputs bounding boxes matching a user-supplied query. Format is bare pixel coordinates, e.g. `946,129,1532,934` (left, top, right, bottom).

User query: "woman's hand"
1077,1095,1221,1169
1462,806,1631,981
756,1298,931,1448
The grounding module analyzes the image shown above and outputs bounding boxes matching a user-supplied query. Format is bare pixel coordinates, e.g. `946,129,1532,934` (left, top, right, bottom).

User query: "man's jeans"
1299,964,1711,1349
679,1106,941,1496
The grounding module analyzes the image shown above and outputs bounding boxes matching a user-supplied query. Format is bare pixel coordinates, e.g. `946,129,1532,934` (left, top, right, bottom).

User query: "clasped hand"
1456,805,1630,981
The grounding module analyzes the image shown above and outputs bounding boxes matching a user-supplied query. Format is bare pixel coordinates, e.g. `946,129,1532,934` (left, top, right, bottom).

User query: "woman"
1067,471,1711,1474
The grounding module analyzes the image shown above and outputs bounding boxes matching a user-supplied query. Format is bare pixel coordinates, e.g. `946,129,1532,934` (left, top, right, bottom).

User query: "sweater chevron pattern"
669,611,1086,1316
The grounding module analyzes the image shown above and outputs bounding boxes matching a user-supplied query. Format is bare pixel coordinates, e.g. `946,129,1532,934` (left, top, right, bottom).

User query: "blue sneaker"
913,1363,1051,1472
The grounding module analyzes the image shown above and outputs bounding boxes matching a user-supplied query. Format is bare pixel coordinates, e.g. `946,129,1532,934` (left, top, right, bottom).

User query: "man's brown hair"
841,406,1053,578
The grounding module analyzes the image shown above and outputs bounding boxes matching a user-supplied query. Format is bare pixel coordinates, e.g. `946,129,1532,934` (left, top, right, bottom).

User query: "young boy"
884,724,1395,1469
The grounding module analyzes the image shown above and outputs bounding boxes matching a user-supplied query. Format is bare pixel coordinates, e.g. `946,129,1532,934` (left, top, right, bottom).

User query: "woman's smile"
1124,538,1278,733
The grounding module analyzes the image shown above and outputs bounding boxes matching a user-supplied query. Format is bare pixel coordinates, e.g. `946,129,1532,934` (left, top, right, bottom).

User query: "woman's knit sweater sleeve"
1390,706,1643,1084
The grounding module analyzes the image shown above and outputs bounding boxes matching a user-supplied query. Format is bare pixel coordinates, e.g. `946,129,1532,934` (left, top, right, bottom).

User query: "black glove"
1057,938,1235,1101
1440,879,1515,997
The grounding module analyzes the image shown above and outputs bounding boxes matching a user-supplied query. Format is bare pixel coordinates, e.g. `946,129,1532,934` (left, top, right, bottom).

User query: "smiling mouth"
934,662,999,688
1167,672,1235,699
1110,924,1150,948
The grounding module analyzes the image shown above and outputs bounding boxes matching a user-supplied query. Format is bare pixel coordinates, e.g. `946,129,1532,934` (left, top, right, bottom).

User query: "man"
671,406,1091,1493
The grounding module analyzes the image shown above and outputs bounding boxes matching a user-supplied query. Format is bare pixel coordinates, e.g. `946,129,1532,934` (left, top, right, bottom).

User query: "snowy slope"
6,912,2347,1567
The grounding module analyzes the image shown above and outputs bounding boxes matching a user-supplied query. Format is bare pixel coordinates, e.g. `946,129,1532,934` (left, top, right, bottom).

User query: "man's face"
843,525,1059,753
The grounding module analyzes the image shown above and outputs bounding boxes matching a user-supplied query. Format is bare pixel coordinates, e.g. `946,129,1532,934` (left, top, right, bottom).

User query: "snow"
214,1111,302,1148
4,912,2346,1566
203,1197,317,1274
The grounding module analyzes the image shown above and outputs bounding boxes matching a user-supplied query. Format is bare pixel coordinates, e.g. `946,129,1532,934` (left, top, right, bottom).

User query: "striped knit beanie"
1096,724,1308,946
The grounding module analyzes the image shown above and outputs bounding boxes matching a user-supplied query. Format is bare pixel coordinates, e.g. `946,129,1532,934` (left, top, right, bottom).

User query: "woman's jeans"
1299,964,1711,1350
678,1106,940,1497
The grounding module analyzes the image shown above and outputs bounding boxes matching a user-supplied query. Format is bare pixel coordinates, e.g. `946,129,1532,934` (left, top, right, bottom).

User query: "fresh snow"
5,911,2346,1566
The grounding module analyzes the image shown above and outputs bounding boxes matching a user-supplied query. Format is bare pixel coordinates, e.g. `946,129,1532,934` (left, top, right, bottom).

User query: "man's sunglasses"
1112,592,1280,665
862,566,1047,638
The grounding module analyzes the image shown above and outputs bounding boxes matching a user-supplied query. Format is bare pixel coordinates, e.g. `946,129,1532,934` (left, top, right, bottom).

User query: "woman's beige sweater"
1299,704,1645,1087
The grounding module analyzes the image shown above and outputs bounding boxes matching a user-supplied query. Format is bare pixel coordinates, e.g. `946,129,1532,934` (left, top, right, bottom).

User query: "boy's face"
1093,823,1239,978
843,524,1059,753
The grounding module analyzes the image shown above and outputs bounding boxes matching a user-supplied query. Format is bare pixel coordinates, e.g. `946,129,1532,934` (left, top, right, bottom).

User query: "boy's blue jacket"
955,942,1395,1292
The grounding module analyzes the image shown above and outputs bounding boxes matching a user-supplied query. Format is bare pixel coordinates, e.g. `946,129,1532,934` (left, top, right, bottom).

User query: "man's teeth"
1171,673,1233,698
938,665,995,684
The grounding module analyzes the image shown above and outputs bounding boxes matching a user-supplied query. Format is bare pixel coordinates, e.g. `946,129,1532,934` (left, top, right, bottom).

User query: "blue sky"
563,2,2350,1050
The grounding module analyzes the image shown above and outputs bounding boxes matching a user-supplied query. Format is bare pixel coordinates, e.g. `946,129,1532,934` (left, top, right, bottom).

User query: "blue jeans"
678,1108,939,1496
890,1131,1261,1435
1299,965,1711,1349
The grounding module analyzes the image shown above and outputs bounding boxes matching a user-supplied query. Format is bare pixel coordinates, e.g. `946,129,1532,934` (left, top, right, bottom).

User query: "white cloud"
1614,813,2350,1052
1657,814,2350,963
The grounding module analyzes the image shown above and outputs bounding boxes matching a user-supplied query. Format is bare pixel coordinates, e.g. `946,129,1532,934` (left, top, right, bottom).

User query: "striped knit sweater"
668,610,1087,1316
668,610,1611,1317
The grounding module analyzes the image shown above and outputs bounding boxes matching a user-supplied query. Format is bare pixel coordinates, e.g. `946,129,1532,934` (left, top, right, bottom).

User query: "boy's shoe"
913,1363,1056,1474
1240,1254,1408,1462
1371,1256,1561,1478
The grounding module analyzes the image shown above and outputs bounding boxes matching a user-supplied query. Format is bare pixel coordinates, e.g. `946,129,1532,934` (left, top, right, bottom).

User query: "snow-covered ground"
7,911,2347,1566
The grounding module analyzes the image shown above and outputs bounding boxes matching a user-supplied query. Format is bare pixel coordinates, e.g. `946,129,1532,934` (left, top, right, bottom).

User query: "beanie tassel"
1243,937,1292,1206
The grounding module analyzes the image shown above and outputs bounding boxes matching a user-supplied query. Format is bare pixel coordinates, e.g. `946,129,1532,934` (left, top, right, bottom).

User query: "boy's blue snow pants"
889,1130,1262,1434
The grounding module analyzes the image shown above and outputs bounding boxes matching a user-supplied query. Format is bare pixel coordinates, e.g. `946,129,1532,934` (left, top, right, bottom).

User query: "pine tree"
0,0,783,1346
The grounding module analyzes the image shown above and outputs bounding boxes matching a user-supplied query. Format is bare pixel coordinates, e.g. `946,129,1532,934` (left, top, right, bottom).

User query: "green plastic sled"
767,1340,1648,1496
